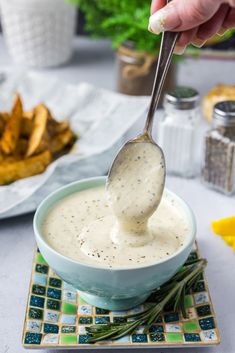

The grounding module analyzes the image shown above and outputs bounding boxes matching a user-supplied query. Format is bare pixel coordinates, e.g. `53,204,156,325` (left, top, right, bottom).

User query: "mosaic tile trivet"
22,245,220,348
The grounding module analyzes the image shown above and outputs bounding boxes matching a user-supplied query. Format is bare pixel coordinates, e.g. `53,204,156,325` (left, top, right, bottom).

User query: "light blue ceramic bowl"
34,176,196,310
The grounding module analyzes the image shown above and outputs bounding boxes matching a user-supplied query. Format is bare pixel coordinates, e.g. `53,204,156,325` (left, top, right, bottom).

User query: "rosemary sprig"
86,258,207,343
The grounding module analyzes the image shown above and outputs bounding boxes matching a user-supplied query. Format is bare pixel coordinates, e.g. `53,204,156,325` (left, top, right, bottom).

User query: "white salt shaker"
157,87,200,178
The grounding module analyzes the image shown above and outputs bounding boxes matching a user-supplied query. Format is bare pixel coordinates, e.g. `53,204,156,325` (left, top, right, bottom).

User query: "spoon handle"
144,23,179,134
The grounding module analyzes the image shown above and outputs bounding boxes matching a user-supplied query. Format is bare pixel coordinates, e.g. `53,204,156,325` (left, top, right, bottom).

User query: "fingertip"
174,44,186,55
150,0,166,15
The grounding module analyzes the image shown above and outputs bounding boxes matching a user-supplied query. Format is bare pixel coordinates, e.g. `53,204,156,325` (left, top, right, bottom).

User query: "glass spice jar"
157,86,200,178
116,41,176,103
202,101,235,195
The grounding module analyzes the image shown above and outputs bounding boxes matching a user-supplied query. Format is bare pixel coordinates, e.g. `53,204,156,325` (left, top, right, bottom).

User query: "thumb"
149,0,222,33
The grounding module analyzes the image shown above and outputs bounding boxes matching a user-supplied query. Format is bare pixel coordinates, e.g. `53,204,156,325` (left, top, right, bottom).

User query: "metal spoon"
107,26,179,217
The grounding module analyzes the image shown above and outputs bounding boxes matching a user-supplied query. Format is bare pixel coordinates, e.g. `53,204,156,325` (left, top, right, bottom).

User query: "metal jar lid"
164,86,199,110
213,101,235,127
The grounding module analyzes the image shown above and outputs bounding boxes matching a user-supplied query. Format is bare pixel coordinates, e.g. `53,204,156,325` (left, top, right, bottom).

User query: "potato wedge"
48,119,70,137
0,150,52,185
23,111,34,120
50,129,75,154
0,95,23,154
26,104,49,157
21,110,34,137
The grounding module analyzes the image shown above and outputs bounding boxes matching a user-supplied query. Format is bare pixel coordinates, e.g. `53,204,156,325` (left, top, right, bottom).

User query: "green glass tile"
32,284,46,296
36,253,47,265
60,334,77,345
183,321,199,332
47,299,61,311
79,317,93,324
35,264,48,274
61,326,76,334
28,308,43,320
62,302,76,315
166,333,184,343
49,277,62,288
184,295,194,308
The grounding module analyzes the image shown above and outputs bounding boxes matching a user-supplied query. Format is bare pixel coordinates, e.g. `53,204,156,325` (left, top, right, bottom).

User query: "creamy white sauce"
43,185,189,268
107,142,165,246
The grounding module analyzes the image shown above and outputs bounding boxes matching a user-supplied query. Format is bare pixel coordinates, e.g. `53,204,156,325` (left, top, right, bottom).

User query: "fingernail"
149,11,167,34
191,37,206,48
174,45,186,55
148,4,180,34
217,27,227,36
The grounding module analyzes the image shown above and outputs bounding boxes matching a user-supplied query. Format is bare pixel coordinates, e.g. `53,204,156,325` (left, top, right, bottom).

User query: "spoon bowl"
107,132,166,232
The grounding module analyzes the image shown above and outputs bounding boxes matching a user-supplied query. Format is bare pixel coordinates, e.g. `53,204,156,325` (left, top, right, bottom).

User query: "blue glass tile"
132,334,148,343
113,316,127,324
32,284,46,296
28,308,43,320
61,326,76,333
164,312,179,323
30,295,45,308
44,323,59,333
184,333,201,342
149,333,165,342
24,332,42,345
47,299,61,311
79,317,93,324
78,334,91,344
192,281,205,293
95,316,110,324
149,325,164,333
35,264,48,274
47,288,61,300
95,307,110,315
196,305,211,317
199,317,215,330
49,278,62,288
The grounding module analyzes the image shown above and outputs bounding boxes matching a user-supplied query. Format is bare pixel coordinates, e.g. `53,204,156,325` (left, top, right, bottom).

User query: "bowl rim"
34,176,196,271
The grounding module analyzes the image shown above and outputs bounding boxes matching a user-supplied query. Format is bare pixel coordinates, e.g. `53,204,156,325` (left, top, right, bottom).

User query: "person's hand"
149,0,235,54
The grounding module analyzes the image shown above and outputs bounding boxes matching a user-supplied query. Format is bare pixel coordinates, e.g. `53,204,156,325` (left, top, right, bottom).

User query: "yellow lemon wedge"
211,216,235,250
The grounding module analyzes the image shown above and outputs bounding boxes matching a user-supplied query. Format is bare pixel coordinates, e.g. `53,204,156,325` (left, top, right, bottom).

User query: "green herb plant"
85,258,207,343
69,0,162,53
69,0,235,55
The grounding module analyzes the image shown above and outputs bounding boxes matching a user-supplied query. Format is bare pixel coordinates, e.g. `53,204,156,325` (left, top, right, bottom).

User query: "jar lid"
213,101,235,126
165,86,199,110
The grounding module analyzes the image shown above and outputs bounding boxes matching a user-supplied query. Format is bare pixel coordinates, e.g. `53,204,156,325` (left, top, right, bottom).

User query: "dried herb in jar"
202,101,235,195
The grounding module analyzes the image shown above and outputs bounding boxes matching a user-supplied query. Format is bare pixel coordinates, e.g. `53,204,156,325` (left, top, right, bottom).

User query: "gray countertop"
0,36,234,353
